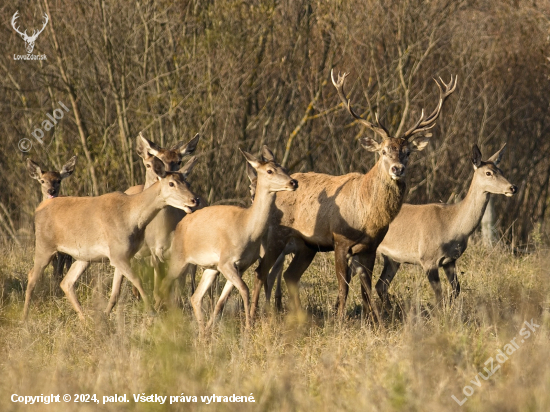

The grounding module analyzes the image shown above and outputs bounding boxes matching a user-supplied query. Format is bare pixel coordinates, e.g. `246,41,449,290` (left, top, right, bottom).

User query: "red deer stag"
247,70,457,320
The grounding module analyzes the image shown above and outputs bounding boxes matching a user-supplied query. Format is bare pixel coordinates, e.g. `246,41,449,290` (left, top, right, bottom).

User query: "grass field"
0,238,549,411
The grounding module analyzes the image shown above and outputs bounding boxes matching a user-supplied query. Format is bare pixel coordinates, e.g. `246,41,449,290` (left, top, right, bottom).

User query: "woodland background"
1,0,549,246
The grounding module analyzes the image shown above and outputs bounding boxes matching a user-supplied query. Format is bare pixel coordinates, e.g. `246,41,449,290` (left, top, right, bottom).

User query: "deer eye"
382,150,386,155
267,169,273,174
146,164,151,168
40,180,44,183
486,171,492,176
169,182,175,187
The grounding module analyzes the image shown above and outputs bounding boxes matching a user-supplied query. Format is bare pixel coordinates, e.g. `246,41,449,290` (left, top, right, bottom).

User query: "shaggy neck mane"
358,159,406,232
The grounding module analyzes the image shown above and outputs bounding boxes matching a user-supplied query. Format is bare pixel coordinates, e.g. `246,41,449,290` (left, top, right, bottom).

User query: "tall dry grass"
0,239,549,411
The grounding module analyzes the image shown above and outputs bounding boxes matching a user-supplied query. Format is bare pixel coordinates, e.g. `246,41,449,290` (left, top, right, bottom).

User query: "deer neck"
126,182,166,232
143,174,159,190
244,181,276,242
359,161,406,230
452,175,490,238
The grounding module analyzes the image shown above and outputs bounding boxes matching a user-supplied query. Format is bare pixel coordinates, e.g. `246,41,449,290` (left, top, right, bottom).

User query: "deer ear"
472,144,483,169
360,137,381,152
60,156,77,179
172,134,200,156
137,132,161,158
246,162,257,182
261,145,275,162
151,156,167,179
27,159,42,180
179,156,198,178
247,163,258,201
240,149,261,169
410,135,431,152
487,143,506,166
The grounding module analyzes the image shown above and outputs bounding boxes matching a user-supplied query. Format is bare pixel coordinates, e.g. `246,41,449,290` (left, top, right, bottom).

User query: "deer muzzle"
390,164,405,180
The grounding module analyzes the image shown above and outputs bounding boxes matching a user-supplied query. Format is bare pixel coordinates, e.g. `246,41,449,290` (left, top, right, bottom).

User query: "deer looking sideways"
375,144,517,309
27,156,77,279
156,146,297,334
125,133,201,301
242,70,457,321
23,156,199,320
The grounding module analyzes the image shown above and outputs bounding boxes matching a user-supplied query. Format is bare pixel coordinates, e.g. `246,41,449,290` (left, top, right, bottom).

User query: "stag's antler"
28,13,49,42
11,11,28,40
331,69,390,140
400,75,457,140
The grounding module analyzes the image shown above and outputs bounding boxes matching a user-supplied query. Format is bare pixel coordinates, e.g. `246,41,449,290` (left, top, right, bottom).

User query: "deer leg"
151,254,164,304
105,268,124,315
207,276,234,329
109,259,151,314
375,255,401,311
187,264,197,295
23,251,55,320
218,262,251,330
273,260,284,312
266,251,285,305
443,261,460,300
155,254,189,309
334,242,351,319
250,242,285,318
190,269,219,335
59,260,91,320
351,252,380,322
51,253,62,279
283,247,316,313
426,267,443,303
63,253,73,273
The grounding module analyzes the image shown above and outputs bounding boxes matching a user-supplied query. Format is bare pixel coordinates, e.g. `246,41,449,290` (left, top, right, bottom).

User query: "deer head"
240,146,298,194
136,132,200,188
12,11,49,54
331,69,457,181
471,144,517,197
27,156,77,200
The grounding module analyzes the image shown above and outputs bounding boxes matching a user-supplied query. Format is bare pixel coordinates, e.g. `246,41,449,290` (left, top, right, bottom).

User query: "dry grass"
1,240,549,411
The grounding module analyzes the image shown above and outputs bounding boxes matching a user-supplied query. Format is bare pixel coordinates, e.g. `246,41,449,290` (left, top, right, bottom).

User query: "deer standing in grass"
125,133,201,301
375,144,517,307
23,156,199,320
157,146,297,333
247,70,456,321
27,156,77,279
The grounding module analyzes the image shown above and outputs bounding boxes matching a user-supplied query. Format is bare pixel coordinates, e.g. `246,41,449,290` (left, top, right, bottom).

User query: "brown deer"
157,146,297,334
247,70,457,320
27,156,77,279
375,144,517,307
125,133,200,301
23,156,199,320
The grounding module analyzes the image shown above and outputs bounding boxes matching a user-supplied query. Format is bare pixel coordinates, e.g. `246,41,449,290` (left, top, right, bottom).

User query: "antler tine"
331,68,389,140
374,112,391,137
27,13,49,41
11,11,28,38
401,74,457,140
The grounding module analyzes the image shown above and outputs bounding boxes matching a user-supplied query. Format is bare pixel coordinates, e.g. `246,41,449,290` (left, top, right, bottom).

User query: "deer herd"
22,70,517,335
